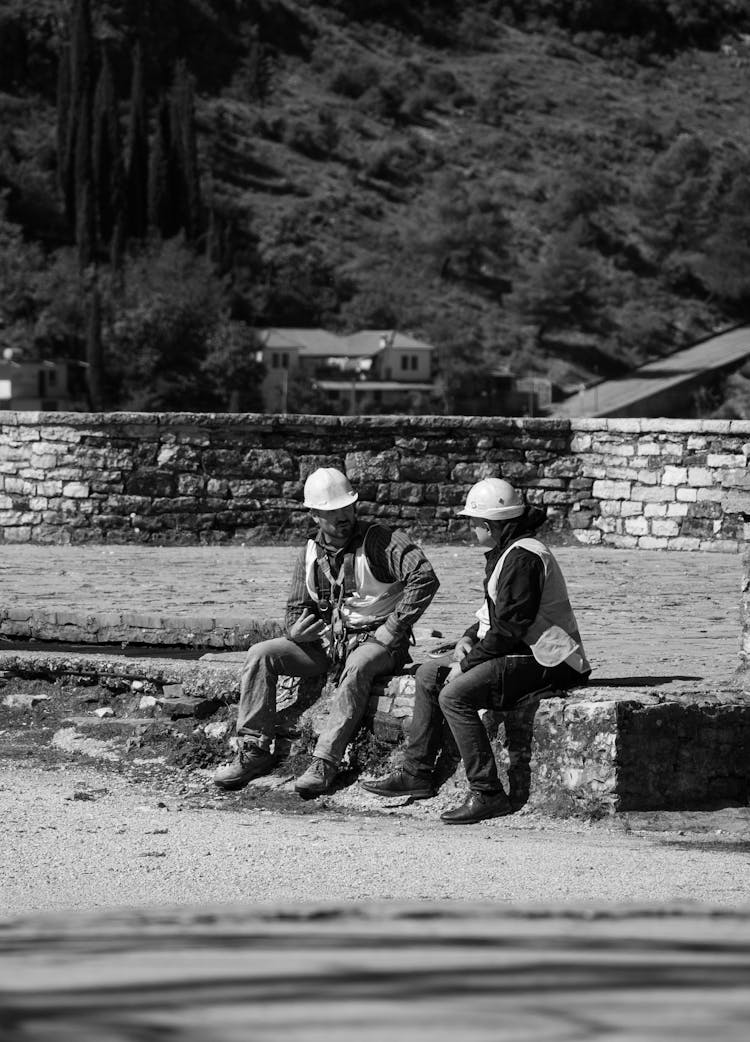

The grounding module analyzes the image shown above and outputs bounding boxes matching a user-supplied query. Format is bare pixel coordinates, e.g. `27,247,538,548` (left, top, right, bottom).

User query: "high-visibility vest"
475,537,590,673
304,530,405,632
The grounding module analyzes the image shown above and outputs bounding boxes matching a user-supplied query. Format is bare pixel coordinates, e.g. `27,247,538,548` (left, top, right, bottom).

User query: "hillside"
2,0,750,414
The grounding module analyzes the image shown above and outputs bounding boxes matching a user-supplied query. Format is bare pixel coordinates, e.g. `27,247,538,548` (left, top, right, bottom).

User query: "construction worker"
213,467,440,798
361,477,590,824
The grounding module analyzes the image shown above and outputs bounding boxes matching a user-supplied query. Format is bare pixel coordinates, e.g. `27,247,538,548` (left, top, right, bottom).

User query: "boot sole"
441,808,513,824
213,764,275,791
360,783,435,800
213,777,253,791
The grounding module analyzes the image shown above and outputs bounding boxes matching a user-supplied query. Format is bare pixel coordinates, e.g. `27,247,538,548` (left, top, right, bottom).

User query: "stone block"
651,519,680,538
643,503,667,517
605,534,639,548
631,485,675,503
662,466,687,486
62,482,89,498
707,454,746,467
687,467,714,487
572,530,602,545
592,479,630,500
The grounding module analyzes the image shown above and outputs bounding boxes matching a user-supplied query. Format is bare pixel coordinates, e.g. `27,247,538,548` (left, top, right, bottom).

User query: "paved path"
0,544,745,695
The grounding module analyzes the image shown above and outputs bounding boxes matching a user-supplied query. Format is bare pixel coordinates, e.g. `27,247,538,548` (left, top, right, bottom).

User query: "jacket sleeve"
284,545,318,631
461,547,545,671
367,526,440,640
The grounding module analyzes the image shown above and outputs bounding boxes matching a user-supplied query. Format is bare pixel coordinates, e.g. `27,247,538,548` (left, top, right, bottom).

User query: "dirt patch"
0,675,408,820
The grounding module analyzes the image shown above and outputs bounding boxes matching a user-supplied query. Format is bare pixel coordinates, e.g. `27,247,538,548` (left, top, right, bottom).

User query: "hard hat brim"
458,504,525,520
305,490,359,511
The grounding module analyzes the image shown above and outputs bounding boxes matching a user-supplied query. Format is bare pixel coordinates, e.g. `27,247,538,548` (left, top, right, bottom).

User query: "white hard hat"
458,478,525,521
303,468,358,510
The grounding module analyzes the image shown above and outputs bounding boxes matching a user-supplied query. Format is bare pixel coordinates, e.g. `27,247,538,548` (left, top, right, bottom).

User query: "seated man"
361,477,590,824
214,467,440,797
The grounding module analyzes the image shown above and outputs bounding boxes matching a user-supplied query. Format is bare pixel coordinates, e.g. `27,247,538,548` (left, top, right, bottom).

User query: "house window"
281,352,289,368
410,355,418,371
271,354,279,368
400,356,408,371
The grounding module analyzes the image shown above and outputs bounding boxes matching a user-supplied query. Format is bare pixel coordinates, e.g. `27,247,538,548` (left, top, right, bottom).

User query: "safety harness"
312,545,381,678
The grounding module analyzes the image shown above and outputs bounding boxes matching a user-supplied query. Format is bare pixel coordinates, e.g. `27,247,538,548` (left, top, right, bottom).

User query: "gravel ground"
4,760,750,921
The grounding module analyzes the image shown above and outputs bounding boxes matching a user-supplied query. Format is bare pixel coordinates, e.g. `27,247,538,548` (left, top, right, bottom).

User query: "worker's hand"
443,662,463,684
288,609,327,644
452,637,473,662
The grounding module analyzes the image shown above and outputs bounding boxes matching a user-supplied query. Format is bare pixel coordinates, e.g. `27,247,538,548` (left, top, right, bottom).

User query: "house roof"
258,328,436,359
258,328,350,356
554,325,750,418
344,330,435,354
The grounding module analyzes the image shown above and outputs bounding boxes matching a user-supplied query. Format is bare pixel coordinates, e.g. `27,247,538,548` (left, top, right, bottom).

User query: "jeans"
236,636,395,766
404,651,551,793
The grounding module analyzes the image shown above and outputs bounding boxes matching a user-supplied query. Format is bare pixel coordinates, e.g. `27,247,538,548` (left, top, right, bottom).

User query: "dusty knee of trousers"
438,685,461,715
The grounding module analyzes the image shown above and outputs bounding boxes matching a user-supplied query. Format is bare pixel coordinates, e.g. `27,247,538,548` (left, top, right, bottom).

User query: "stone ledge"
2,648,748,815
0,610,281,649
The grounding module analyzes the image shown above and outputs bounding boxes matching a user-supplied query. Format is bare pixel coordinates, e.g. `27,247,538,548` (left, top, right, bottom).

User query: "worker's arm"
284,546,321,635
460,548,545,671
367,525,440,646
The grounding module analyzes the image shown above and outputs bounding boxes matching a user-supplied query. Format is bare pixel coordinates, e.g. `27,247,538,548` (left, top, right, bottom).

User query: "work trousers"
236,636,395,766
404,650,551,793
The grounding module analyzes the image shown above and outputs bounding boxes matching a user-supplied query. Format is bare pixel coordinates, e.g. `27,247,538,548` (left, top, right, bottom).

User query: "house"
0,355,89,411
256,328,436,414
553,325,750,418
451,366,553,417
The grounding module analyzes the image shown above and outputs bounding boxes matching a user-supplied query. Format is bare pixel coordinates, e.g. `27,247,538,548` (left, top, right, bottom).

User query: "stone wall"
743,549,750,690
0,412,748,550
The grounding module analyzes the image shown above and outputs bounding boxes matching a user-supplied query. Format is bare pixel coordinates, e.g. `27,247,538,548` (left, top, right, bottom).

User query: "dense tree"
423,173,511,287
514,219,606,337
147,96,176,237
92,47,126,258
103,238,261,411
697,172,750,311
169,60,202,241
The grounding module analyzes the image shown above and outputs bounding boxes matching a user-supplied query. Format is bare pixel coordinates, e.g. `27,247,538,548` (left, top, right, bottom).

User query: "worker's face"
313,504,357,547
472,519,496,548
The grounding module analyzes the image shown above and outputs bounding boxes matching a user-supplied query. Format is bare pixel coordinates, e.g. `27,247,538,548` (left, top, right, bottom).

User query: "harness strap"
313,546,356,672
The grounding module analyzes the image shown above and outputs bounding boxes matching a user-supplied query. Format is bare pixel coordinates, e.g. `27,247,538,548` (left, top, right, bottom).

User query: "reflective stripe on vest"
304,529,405,630
476,537,590,672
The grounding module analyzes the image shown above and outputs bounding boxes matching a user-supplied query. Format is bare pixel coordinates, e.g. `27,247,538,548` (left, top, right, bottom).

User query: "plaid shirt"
285,521,439,643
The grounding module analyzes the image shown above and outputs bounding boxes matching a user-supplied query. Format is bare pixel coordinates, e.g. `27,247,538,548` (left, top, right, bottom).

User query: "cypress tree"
74,89,95,269
85,277,103,411
170,60,201,241
148,95,180,237
126,41,149,240
65,0,96,234
246,32,273,105
56,43,74,223
93,48,125,247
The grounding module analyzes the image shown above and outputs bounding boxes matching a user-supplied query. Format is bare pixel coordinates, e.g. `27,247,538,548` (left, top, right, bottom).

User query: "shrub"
329,60,380,99
399,87,440,124
425,67,459,95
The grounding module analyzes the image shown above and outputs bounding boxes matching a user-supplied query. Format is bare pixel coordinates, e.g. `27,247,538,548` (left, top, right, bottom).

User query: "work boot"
360,768,434,800
213,742,275,791
294,757,338,797
440,788,513,825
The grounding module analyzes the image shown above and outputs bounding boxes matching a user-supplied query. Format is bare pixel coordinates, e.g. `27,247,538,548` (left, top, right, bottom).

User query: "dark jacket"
460,506,548,672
